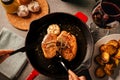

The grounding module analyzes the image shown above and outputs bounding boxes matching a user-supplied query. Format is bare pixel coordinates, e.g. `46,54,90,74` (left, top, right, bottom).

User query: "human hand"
0,50,14,63
68,69,86,80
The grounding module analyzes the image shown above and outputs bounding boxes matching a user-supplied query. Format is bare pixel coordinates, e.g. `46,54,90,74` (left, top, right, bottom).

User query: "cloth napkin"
0,27,27,80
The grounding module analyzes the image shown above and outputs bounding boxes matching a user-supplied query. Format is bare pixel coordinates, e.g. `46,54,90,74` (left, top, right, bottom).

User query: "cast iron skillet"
11,12,94,79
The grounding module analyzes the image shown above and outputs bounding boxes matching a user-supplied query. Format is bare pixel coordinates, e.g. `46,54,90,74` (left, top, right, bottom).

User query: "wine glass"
90,0,120,42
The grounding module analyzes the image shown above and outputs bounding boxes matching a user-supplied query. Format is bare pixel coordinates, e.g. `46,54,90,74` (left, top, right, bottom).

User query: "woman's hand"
0,50,14,63
68,69,86,80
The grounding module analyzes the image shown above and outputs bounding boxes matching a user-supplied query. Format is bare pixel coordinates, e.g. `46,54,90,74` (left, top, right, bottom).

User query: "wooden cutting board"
7,0,49,31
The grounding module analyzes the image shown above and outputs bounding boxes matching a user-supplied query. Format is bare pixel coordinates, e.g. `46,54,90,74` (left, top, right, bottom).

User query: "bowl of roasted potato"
90,34,120,80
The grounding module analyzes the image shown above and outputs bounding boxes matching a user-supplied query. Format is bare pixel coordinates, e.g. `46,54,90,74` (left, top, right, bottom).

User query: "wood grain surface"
7,0,49,31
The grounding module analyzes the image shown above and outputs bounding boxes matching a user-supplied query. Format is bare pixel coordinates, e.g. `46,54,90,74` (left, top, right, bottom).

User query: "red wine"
102,2,120,15
92,2,120,29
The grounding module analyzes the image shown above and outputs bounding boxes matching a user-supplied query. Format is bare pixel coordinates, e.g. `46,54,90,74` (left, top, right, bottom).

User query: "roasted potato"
104,64,114,76
111,57,119,67
115,48,120,59
95,39,120,78
94,55,105,66
107,40,119,48
95,67,106,78
100,44,117,55
101,52,110,63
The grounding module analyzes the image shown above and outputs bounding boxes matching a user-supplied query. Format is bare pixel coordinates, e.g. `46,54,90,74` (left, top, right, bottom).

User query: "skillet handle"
75,12,88,23
10,43,36,55
10,47,26,55
26,69,39,80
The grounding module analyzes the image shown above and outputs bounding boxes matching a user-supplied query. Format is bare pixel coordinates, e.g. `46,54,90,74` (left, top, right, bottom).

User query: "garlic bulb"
28,1,40,12
17,5,29,17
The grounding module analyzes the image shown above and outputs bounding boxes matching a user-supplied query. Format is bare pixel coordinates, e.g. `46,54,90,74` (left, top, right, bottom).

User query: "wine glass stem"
106,29,110,36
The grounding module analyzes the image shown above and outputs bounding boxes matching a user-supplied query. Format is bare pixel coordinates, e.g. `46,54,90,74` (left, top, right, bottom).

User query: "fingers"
0,50,14,64
0,50,14,56
68,69,80,80
79,76,86,80
0,54,9,63
68,69,86,80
